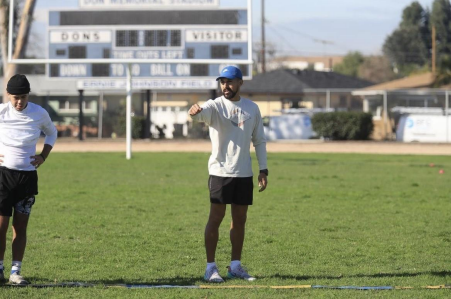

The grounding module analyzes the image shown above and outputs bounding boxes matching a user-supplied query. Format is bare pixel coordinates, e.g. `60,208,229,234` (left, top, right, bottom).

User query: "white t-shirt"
191,96,267,177
0,102,57,171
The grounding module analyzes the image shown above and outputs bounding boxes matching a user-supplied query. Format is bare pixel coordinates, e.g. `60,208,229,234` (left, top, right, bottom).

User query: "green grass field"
0,152,450,298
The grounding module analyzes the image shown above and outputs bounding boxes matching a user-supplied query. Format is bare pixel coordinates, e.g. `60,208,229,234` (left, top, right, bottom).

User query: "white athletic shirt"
0,102,57,171
191,96,267,177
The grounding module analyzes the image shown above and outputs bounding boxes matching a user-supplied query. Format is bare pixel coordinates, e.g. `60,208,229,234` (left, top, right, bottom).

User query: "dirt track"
38,139,451,155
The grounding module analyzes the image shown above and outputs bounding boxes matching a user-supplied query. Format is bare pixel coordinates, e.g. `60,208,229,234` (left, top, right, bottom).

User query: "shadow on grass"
2,271,450,287
73,276,203,286
0,276,204,288
263,271,451,281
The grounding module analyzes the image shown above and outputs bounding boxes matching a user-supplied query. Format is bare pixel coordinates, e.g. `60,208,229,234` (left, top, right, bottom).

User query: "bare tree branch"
1,0,36,102
0,0,9,74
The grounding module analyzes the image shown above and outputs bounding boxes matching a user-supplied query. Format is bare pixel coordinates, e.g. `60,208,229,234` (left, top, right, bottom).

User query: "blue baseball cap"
216,66,243,81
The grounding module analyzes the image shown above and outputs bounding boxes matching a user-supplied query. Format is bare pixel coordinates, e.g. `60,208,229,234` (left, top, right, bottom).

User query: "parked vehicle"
395,108,451,142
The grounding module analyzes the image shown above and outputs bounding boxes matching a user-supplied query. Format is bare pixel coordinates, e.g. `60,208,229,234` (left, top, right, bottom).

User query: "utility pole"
432,25,436,75
261,0,266,73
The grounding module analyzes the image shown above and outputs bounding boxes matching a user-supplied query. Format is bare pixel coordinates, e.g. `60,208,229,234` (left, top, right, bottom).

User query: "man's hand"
189,104,203,116
30,154,45,169
0,154,3,166
258,173,268,192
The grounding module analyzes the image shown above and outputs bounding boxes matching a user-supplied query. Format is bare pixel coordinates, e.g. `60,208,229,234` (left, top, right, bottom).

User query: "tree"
434,55,451,86
0,0,36,102
430,0,451,58
358,56,397,84
430,0,451,85
383,1,430,76
333,51,364,77
383,27,430,73
400,1,428,28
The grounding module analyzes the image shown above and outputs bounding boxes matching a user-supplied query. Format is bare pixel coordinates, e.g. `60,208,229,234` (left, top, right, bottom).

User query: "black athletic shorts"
0,166,38,216
208,175,253,205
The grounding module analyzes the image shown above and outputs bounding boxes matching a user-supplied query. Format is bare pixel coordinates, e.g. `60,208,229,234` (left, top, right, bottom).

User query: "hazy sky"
251,0,436,56
34,0,436,56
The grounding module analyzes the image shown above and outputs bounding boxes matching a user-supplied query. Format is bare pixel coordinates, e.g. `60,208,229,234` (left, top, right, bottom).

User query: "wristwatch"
259,169,269,176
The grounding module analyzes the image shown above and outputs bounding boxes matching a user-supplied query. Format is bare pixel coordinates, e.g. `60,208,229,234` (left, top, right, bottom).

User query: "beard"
223,88,237,99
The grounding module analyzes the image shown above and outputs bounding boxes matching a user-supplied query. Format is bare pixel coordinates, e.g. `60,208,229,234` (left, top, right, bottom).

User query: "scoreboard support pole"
98,92,104,139
78,89,84,141
145,90,152,139
126,63,132,160
446,90,449,143
210,89,217,100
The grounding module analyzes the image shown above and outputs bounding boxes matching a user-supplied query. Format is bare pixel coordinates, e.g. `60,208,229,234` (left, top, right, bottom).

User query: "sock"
11,261,21,275
206,262,217,271
0,260,3,272
230,260,241,271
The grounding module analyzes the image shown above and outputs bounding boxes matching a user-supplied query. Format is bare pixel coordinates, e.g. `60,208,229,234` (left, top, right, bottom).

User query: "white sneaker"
204,266,224,283
9,273,29,285
227,265,256,281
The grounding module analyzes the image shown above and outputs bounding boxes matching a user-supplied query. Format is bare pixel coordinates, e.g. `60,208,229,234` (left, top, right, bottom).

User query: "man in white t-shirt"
0,74,57,285
189,66,268,283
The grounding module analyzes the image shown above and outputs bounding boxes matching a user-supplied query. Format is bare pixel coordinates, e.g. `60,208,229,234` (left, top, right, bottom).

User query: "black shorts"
208,175,253,205
0,166,38,217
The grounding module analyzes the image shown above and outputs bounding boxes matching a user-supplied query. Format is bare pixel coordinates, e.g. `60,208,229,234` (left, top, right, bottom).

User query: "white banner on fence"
79,0,220,9
77,78,217,90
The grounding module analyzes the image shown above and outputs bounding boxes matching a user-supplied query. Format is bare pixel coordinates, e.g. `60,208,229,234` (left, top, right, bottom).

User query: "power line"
262,22,432,62
269,23,336,45
267,23,351,53
268,23,323,42
266,50,347,56
266,26,303,54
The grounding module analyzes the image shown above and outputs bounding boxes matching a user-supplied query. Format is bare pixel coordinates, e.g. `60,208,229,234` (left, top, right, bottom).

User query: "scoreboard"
46,0,252,86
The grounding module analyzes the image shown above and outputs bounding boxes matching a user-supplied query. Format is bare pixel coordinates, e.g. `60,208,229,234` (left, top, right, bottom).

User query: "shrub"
311,112,374,140
116,116,146,139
